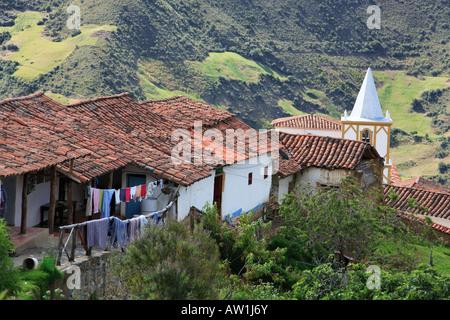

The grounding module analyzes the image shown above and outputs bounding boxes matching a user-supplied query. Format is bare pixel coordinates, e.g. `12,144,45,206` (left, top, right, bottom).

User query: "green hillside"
0,11,116,79
0,0,448,184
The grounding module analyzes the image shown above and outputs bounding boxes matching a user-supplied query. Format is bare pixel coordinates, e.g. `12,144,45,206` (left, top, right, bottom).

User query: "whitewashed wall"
278,175,294,201
6,175,62,228
221,155,272,220
176,170,215,222
294,167,353,192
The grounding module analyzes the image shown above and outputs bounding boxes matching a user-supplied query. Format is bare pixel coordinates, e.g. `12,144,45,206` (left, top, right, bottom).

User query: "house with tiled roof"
272,132,383,202
0,92,277,242
384,184,450,243
390,176,450,195
271,67,449,244
141,96,277,222
57,93,276,223
0,92,91,235
270,113,342,138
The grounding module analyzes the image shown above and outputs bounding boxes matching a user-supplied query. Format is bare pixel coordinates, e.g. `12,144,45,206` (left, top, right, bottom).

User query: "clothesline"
56,186,179,265
59,197,176,231
86,179,165,218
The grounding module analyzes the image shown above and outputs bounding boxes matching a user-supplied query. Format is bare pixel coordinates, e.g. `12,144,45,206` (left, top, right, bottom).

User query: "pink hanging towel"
92,188,100,213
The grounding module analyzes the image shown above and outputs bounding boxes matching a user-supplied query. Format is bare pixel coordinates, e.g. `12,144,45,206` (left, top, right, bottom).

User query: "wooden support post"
67,180,73,224
88,179,94,221
20,173,28,235
48,166,57,235
70,226,78,261
56,229,64,266
67,159,74,225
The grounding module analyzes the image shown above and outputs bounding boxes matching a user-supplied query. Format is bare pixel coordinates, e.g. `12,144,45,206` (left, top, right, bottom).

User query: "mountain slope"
0,0,448,184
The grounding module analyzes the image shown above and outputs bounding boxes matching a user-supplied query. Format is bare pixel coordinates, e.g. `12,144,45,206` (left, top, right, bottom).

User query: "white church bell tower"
341,67,393,183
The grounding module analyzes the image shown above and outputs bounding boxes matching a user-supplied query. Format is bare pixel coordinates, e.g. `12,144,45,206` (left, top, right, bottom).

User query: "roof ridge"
391,176,450,194
271,113,342,130
386,183,450,197
281,132,368,145
65,92,130,107
272,113,339,123
0,91,45,106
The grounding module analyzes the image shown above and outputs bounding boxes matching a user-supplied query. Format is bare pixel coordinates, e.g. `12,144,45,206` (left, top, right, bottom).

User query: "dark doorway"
126,174,146,219
213,174,223,218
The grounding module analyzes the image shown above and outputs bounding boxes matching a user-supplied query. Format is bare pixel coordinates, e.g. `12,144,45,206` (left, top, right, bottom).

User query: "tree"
201,203,289,295
278,177,417,269
112,219,228,300
438,162,447,174
0,219,19,296
291,263,450,300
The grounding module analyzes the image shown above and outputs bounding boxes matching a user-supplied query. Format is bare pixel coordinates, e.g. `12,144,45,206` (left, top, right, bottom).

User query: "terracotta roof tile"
391,176,450,194
271,114,342,131
0,92,90,178
141,96,235,129
390,161,402,183
279,132,381,171
384,184,450,219
1,92,275,187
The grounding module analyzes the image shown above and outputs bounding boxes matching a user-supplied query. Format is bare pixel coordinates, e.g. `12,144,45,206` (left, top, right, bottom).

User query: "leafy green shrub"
0,31,10,45
0,219,19,296
438,162,448,174
113,219,228,299
16,269,50,300
292,263,450,300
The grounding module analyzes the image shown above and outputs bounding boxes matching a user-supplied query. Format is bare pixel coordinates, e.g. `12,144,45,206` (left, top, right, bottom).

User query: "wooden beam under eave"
48,166,57,235
20,173,28,235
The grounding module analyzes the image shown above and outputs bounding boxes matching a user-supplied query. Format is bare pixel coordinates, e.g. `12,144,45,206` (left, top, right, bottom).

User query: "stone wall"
55,250,128,300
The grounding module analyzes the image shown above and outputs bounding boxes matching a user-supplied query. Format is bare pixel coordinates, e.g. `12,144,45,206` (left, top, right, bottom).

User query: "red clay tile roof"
57,93,213,186
271,114,342,131
141,95,276,166
391,176,450,194
0,92,90,178
141,96,235,129
279,132,381,170
396,211,450,235
384,184,449,219
1,92,275,186
384,184,450,235
390,161,402,184
278,156,302,178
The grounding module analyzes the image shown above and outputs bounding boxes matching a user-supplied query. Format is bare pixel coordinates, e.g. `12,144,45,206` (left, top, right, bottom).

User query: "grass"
373,70,449,138
373,70,449,180
137,52,287,102
277,99,305,116
414,244,450,276
277,88,340,119
188,51,287,83
0,11,117,79
44,91,80,105
379,238,450,276
390,141,441,178
137,60,205,102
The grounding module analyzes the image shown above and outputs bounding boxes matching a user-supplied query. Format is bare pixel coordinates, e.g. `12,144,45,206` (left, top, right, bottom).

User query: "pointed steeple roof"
342,68,391,123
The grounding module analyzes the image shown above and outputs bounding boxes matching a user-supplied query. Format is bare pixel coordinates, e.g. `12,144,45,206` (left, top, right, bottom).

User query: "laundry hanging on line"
82,213,160,249
85,179,165,218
